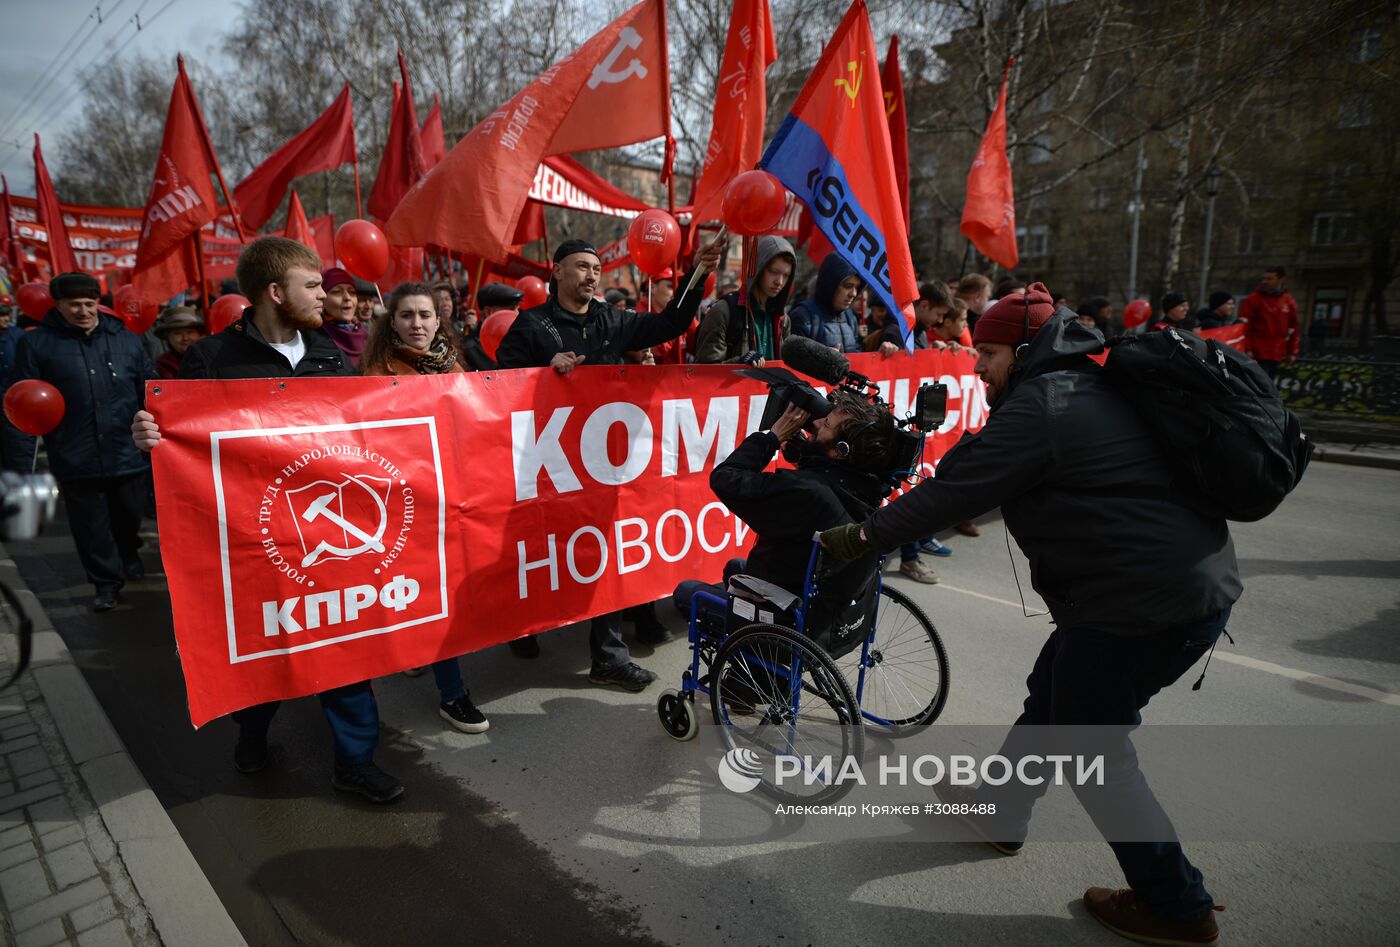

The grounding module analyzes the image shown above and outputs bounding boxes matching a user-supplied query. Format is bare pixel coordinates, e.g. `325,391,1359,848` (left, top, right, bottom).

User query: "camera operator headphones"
1014,290,1032,363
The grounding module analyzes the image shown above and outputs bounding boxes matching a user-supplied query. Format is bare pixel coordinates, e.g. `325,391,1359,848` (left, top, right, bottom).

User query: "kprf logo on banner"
210,417,448,664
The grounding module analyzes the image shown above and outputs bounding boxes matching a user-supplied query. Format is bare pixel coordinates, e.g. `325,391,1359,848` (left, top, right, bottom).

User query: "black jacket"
179,311,354,379
494,268,705,368
862,313,1242,635
712,431,887,636
5,311,155,481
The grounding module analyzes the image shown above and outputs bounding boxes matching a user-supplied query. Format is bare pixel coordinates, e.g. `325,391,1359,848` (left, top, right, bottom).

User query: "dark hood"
810,253,860,318
744,234,796,314
1001,309,1105,404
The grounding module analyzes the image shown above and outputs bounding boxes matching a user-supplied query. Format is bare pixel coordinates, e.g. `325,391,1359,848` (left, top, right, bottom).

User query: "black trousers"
60,474,148,594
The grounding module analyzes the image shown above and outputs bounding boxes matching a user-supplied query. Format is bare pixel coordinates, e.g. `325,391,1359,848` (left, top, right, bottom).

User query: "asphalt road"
9,459,1400,946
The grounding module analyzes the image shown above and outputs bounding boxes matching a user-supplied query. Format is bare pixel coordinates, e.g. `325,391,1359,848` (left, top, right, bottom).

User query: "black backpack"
1104,327,1313,522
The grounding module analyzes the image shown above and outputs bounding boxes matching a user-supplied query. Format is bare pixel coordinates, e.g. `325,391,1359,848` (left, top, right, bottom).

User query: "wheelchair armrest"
726,574,801,613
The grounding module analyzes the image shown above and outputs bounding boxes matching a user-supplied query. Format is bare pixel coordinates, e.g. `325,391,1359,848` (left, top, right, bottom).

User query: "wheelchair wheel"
710,623,863,804
657,689,698,741
838,585,949,736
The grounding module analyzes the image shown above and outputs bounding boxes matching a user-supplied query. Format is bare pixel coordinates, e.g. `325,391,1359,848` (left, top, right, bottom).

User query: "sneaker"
919,537,954,557
123,559,145,580
439,695,490,734
635,620,675,645
331,761,404,803
93,589,120,612
898,559,941,584
954,520,981,537
1083,887,1223,946
508,636,540,659
588,661,657,692
401,666,427,677
934,782,1022,855
233,729,269,774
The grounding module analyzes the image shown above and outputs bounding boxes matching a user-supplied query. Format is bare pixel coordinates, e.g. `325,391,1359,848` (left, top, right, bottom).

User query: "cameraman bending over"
674,392,894,649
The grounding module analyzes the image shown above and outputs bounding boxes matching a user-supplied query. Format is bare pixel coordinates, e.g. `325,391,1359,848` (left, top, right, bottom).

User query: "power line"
0,1,105,135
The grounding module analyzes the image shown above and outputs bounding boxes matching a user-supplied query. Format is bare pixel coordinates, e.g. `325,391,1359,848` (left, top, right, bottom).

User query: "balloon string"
31,439,38,475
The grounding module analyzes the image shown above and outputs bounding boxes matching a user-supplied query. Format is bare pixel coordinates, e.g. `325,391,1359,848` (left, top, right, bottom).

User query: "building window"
1337,95,1374,129
1089,182,1112,210
1025,132,1052,165
1311,288,1348,340
1353,26,1382,63
1027,195,1049,217
1016,223,1050,257
1311,212,1359,246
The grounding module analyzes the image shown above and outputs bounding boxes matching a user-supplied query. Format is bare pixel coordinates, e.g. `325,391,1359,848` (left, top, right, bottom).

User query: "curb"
0,549,247,947
1311,445,1400,471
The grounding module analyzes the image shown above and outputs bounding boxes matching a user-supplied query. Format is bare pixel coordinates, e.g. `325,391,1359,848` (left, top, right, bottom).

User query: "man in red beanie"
820,281,1242,946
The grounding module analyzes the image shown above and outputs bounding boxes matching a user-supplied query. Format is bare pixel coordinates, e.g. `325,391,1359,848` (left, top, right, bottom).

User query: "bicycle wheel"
838,585,949,736
710,623,863,804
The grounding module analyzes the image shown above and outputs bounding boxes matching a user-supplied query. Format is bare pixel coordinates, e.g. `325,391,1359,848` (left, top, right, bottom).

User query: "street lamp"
1198,165,1223,303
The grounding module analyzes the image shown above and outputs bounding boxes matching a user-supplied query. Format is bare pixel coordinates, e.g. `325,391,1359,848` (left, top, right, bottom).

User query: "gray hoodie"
694,235,797,363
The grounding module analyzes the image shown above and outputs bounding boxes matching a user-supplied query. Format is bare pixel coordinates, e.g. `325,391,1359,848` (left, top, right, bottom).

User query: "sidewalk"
1311,440,1400,471
0,549,245,947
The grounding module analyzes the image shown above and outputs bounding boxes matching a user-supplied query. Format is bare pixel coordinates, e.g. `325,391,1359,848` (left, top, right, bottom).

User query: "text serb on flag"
385,0,669,263
760,0,918,345
132,56,223,303
960,60,1017,270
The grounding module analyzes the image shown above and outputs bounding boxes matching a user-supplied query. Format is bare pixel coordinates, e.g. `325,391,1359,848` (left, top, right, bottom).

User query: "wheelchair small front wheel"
657,689,698,741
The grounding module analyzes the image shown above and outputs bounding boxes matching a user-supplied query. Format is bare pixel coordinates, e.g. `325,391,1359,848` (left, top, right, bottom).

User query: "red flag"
386,0,670,262
368,52,427,221
881,35,910,231
309,214,336,265
760,0,918,340
233,83,357,231
33,135,78,274
1,174,18,271
284,189,315,250
960,60,1017,270
420,95,446,170
512,200,546,247
688,0,777,233
132,57,225,303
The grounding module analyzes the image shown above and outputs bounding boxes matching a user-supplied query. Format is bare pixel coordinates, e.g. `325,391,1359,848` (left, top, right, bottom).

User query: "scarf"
391,333,458,374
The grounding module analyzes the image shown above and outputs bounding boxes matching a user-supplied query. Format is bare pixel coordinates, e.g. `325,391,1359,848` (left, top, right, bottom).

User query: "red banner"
1198,324,1247,350
150,351,985,726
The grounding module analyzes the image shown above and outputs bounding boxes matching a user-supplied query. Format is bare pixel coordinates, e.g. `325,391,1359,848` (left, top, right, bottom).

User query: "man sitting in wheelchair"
672,389,897,657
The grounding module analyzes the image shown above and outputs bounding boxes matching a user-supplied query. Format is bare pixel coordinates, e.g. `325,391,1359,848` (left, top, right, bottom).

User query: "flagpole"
472,258,485,302
194,231,209,311
352,155,364,218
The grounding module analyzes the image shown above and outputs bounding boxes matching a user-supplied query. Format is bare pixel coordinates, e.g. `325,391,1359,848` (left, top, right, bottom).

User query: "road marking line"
936,584,1400,707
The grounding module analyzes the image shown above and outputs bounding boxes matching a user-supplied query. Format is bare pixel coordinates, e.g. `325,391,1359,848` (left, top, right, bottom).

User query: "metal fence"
1277,356,1400,421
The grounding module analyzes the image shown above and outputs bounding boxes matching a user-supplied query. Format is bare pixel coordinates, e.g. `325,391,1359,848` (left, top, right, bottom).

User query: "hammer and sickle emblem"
884,90,896,117
588,26,648,89
290,474,390,568
834,57,863,107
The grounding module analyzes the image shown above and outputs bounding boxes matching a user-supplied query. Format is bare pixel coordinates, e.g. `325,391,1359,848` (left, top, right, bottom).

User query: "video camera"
735,335,948,486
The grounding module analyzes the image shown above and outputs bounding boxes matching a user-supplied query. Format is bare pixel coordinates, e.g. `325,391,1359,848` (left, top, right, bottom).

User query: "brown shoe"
954,520,980,537
1083,887,1223,946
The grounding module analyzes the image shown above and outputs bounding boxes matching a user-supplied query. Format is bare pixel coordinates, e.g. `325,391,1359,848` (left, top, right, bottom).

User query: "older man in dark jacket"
5,273,155,611
821,282,1241,947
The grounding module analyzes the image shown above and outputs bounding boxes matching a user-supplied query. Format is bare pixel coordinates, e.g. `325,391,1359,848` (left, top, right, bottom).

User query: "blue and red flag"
760,0,919,345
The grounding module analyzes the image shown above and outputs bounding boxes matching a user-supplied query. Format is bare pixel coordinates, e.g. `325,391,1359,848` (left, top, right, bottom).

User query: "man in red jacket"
1239,266,1299,379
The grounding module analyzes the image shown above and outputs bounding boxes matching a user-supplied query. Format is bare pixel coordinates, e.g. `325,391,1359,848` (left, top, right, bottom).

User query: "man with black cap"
459,282,523,370
1195,292,1236,329
494,234,725,691
5,272,156,611
820,283,1241,946
478,281,524,316
1152,292,1195,331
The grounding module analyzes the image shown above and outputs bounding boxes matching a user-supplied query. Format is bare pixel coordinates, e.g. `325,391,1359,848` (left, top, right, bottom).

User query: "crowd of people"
0,230,1299,807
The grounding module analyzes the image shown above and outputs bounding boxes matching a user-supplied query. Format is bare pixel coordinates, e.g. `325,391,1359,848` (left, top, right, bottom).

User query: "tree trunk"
1162,116,1196,292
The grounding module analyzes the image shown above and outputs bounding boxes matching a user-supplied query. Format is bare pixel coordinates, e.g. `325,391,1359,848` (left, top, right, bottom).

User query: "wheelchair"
657,537,950,803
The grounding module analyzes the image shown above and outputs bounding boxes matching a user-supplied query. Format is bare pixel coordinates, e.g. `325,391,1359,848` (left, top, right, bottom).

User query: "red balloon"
208,294,251,334
113,285,160,334
479,309,519,361
4,380,65,436
627,209,681,276
1122,299,1153,330
722,171,787,236
16,282,53,320
515,276,548,310
334,220,390,282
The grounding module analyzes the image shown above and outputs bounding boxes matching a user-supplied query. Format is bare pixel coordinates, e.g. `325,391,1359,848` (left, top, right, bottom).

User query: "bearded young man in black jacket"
494,234,725,691
131,236,402,806
821,283,1241,947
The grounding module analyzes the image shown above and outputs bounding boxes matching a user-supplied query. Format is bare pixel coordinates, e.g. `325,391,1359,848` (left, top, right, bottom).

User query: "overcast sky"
0,0,243,196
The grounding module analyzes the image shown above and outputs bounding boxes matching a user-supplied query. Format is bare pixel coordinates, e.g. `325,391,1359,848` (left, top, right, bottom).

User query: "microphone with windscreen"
779,335,851,386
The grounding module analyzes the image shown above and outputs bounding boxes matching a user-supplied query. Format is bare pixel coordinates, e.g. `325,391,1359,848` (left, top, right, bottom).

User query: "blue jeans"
981,608,1231,921
672,558,747,617
431,659,466,703
233,680,380,765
